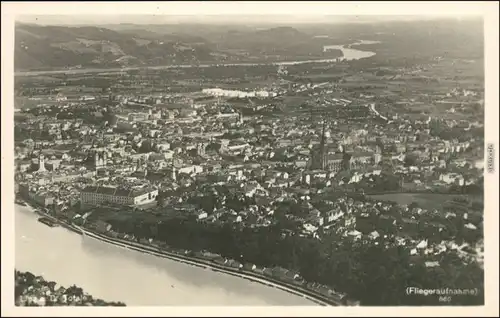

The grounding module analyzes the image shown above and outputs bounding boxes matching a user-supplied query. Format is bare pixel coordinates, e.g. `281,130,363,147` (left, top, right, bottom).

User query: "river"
15,205,316,306
15,41,378,77
323,40,381,61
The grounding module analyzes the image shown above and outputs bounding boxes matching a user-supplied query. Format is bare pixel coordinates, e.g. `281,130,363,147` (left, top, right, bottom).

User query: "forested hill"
14,23,339,71
15,23,218,71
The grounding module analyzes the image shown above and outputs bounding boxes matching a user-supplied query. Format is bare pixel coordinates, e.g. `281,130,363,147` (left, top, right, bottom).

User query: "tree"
404,154,419,167
103,208,484,306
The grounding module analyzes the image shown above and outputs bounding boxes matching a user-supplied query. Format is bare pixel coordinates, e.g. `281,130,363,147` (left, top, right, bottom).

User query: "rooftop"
81,185,156,198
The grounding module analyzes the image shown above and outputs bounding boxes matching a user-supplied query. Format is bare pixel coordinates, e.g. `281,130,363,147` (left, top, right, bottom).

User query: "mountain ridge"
14,24,337,71
15,24,220,71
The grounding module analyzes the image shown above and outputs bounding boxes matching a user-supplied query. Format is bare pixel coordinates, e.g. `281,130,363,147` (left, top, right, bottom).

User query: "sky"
15,15,457,26
7,1,487,26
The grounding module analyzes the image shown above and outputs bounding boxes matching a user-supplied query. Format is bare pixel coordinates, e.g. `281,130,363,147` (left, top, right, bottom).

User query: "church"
309,120,381,173
309,121,351,173
84,150,108,170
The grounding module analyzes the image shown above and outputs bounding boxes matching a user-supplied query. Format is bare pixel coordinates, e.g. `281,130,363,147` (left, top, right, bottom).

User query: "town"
15,270,126,306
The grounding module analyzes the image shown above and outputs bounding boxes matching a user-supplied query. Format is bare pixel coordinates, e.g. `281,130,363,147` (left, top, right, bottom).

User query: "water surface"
15,205,316,306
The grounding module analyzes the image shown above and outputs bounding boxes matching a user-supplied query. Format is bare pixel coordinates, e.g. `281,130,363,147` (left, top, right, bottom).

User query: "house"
194,210,208,220
416,240,428,249
303,223,318,234
425,261,440,268
439,173,465,186
18,184,54,207
345,230,362,240
178,165,203,175
263,268,274,277
243,263,257,271
224,259,242,269
80,185,158,207
95,220,111,233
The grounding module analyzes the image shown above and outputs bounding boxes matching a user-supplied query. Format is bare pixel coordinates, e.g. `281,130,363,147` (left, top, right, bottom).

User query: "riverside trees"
105,215,484,306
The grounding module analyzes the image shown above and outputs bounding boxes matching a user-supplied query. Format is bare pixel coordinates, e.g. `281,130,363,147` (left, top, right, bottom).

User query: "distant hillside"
222,26,309,47
14,23,218,71
14,23,342,71
218,26,333,57
255,26,307,39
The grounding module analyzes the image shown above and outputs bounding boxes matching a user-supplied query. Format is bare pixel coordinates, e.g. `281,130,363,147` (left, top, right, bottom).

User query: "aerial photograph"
11,10,486,308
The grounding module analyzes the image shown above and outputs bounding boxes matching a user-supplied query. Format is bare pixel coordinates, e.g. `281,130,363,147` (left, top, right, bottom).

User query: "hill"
216,26,336,58
14,24,342,71
14,23,218,71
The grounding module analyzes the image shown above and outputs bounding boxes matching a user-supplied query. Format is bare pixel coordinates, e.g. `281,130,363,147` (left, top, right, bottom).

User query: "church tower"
136,158,142,172
37,154,46,172
374,145,382,165
198,143,206,157
94,151,107,169
171,153,177,181
308,119,329,171
94,152,100,168
171,164,177,181
319,119,327,170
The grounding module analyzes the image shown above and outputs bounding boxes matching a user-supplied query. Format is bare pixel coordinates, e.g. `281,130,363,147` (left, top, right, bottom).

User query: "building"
55,93,67,102
18,184,54,207
373,145,383,165
45,160,61,171
17,160,32,172
197,143,206,157
310,147,351,173
439,173,465,186
87,151,107,170
350,152,375,170
309,120,328,170
37,154,46,172
393,142,406,153
309,120,354,173
128,112,149,122
51,170,95,183
80,186,159,207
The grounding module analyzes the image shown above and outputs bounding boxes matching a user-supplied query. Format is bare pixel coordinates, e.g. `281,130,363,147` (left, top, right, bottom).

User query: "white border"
2,1,499,317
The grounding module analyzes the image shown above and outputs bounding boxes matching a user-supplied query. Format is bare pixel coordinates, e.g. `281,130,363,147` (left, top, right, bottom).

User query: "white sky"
4,1,488,25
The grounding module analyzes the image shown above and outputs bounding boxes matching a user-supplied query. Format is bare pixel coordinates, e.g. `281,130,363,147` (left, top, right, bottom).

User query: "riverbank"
80,227,339,306
19,204,345,306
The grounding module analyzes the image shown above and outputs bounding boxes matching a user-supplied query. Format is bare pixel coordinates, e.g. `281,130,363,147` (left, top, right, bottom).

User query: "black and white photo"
2,1,498,316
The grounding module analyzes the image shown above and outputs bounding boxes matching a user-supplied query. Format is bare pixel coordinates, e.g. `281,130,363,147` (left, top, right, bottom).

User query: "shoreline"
18,204,344,306
15,270,127,306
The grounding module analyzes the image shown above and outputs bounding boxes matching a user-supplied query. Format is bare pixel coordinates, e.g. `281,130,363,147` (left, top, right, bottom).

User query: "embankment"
25,205,344,306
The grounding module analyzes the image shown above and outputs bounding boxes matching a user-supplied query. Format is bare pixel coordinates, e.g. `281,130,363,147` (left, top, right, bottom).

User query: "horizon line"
15,15,482,27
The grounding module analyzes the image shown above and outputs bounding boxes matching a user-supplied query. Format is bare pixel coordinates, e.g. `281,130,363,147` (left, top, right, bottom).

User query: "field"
279,96,309,108
15,75,63,85
14,96,59,109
